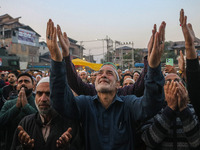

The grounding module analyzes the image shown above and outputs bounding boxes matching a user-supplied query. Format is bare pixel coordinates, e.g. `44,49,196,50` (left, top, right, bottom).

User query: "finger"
53,27,57,43
63,32,69,44
21,132,28,143
67,127,72,134
57,24,62,38
18,130,24,140
188,23,195,37
31,139,34,148
152,32,159,55
17,125,24,132
46,19,50,39
183,16,187,27
61,135,69,145
56,140,62,147
164,81,170,94
148,24,156,56
50,20,54,38
180,50,184,59
179,9,184,25
179,81,187,93
24,134,30,144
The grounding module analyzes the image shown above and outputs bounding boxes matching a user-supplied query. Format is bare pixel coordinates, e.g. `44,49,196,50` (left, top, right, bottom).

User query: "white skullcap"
36,75,41,78
79,70,87,75
36,77,49,88
124,78,135,83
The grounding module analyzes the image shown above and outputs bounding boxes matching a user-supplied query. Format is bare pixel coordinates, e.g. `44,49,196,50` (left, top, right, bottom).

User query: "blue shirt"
50,60,165,150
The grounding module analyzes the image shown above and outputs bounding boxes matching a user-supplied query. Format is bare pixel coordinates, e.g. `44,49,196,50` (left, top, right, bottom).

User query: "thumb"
67,127,72,134
17,125,24,131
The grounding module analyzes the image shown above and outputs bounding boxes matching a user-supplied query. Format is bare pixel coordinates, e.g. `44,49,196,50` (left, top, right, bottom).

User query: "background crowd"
0,9,199,150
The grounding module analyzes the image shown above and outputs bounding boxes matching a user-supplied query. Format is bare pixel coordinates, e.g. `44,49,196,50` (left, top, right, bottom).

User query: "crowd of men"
0,9,199,150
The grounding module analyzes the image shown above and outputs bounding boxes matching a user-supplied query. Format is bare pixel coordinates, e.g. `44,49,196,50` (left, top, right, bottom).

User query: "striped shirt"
141,104,200,150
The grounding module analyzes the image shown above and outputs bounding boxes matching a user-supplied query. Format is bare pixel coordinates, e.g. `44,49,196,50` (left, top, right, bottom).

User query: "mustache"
99,78,109,83
20,85,28,90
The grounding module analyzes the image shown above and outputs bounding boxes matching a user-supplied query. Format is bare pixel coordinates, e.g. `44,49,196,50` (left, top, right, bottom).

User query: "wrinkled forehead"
99,65,116,73
165,73,180,80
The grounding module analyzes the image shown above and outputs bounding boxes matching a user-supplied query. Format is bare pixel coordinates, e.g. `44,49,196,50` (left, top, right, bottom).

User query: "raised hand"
56,127,72,148
20,87,28,107
179,9,197,59
148,21,166,68
46,19,62,61
57,25,70,57
164,80,178,110
18,125,34,148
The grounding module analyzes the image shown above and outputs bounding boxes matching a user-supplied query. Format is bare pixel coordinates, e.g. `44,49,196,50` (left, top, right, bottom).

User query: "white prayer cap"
36,77,49,88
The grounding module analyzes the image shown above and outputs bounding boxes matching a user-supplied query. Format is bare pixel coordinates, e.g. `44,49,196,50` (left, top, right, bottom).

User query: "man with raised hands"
47,19,165,150
179,9,200,119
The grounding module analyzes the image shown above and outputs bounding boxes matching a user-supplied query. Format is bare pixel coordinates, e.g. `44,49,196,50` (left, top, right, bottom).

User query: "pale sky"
1,0,200,62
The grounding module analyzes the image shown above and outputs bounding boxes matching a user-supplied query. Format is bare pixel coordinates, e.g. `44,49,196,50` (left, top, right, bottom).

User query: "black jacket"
11,111,84,150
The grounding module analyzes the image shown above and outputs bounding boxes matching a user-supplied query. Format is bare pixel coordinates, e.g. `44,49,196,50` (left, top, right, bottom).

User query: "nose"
40,93,48,102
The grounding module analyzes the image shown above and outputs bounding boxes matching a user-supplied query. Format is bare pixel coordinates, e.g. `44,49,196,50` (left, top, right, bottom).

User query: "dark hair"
8,71,18,78
17,73,34,84
123,73,133,79
133,71,140,75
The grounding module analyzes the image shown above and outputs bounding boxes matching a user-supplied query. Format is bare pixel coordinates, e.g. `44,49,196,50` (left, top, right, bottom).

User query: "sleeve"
186,57,200,119
2,86,8,101
129,64,165,122
50,59,80,120
118,56,148,97
64,55,97,96
10,117,32,150
179,106,200,148
21,103,37,115
0,101,21,126
141,107,176,148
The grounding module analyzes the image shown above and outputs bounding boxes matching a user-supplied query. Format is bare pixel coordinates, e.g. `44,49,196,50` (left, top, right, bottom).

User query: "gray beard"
96,88,112,93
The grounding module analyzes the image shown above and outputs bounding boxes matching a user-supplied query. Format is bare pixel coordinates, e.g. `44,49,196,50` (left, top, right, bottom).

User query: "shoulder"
4,98,17,105
19,113,37,125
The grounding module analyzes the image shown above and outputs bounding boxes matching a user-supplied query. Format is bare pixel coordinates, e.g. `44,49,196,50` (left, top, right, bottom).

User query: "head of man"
123,73,133,81
95,64,119,93
133,71,140,82
17,73,34,97
35,77,51,116
36,75,42,83
91,72,97,83
123,78,135,87
79,71,87,83
8,72,17,85
164,73,185,98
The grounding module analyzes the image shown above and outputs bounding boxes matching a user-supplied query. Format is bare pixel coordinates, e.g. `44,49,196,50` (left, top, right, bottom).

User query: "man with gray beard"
11,77,83,150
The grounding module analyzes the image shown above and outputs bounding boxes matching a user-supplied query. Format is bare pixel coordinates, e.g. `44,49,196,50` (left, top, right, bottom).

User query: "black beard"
18,85,33,97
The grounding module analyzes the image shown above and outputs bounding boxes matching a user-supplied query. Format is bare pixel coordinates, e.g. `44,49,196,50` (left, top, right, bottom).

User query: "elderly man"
141,73,200,149
47,19,165,150
0,73,37,150
179,9,200,119
11,77,83,150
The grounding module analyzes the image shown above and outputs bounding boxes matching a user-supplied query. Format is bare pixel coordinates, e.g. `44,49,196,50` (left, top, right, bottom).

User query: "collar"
92,94,124,103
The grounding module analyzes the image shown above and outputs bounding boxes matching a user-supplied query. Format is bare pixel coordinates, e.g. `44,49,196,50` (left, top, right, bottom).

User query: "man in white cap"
11,77,83,150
